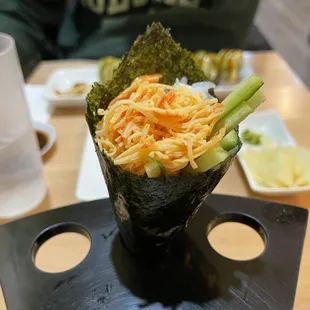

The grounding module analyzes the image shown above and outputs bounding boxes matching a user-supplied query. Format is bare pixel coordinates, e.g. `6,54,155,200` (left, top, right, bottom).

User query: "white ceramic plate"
238,110,310,196
33,121,56,157
76,132,109,201
44,68,98,108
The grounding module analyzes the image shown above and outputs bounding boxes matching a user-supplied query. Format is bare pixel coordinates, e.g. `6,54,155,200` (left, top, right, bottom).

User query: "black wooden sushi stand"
0,194,307,310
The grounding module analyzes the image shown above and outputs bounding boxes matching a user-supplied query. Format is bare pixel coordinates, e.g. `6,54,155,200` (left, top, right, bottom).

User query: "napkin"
24,84,50,123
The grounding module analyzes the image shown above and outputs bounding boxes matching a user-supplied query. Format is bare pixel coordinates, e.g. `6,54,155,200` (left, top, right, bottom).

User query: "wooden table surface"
1,51,310,309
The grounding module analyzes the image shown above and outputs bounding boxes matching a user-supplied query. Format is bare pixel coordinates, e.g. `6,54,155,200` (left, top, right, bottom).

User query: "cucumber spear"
212,88,266,135
219,74,264,121
185,75,265,174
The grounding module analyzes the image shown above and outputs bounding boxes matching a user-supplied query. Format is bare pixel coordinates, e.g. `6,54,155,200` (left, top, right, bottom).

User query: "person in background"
0,0,259,77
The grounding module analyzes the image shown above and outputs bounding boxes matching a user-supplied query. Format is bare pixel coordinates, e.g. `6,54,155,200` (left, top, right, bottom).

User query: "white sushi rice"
173,78,216,100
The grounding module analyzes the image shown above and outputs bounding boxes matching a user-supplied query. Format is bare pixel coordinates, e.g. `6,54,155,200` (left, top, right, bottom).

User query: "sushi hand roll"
86,23,265,253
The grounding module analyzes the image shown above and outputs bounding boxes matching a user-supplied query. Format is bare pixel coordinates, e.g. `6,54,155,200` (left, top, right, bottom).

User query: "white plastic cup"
0,33,46,218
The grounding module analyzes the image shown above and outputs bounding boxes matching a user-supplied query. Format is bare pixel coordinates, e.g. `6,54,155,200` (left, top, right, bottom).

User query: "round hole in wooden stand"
207,214,267,261
32,224,91,273
0,282,7,310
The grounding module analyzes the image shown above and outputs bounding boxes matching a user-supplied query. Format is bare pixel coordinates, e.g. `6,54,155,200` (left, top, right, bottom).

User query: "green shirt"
0,0,259,77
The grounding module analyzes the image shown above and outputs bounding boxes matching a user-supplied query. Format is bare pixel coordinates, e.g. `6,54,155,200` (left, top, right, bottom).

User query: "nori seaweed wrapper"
86,23,241,253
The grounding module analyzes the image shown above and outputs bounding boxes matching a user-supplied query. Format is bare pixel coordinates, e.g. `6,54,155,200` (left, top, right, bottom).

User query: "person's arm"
0,0,65,77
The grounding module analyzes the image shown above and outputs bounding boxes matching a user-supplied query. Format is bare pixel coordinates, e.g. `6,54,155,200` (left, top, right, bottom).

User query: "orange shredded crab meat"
95,74,225,175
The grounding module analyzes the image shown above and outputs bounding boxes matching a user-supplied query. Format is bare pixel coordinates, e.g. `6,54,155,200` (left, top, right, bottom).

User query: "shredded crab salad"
95,74,225,176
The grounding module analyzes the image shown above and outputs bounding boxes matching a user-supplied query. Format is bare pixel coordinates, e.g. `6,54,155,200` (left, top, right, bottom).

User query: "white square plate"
76,132,109,201
44,68,98,108
238,110,310,196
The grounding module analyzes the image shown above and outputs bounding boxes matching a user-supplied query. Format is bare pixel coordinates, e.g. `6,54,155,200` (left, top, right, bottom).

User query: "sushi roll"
98,56,121,84
86,23,265,253
215,49,243,83
192,51,218,82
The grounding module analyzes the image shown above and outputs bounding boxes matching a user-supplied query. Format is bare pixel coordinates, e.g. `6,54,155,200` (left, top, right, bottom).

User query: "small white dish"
76,132,109,201
33,121,56,157
214,65,253,101
44,68,98,108
238,110,310,196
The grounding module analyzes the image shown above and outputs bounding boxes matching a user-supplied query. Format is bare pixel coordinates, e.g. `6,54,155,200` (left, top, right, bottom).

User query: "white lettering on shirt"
81,0,200,15
107,0,130,15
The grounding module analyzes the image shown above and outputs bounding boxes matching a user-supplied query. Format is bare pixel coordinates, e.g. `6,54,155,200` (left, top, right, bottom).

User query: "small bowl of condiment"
33,122,56,157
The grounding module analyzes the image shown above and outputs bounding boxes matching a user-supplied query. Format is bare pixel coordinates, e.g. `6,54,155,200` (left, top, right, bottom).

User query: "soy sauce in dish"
36,130,48,151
